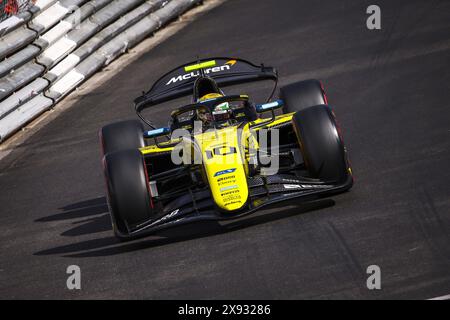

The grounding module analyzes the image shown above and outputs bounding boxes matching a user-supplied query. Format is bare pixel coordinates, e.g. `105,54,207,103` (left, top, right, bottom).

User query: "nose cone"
195,128,249,212
209,165,248,211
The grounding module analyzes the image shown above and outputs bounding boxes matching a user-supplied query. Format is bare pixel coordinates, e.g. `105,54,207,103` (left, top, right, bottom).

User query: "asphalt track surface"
1,0,450,299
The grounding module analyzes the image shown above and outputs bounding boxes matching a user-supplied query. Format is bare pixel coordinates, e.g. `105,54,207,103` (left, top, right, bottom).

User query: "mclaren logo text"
166,63,233,85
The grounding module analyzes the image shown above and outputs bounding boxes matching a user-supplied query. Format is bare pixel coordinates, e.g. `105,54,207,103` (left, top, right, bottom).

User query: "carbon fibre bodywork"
114,174,353,239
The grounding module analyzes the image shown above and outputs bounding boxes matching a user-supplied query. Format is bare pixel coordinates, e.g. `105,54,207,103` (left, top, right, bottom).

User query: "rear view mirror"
255,100,284,113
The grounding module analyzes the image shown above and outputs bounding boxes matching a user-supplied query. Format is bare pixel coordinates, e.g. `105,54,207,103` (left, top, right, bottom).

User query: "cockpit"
170,95,258,132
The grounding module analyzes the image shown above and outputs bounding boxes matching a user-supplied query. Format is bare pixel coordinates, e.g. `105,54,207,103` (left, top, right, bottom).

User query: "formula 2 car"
100,57,353,240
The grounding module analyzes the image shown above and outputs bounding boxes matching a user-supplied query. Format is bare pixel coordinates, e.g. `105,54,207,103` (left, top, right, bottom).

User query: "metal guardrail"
0,0,202,142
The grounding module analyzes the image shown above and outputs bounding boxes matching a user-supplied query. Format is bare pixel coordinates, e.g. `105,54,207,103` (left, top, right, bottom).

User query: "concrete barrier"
45,0,166,84
0,94,53,141
0,77,49,119
0,0,204,143
36,0,145,69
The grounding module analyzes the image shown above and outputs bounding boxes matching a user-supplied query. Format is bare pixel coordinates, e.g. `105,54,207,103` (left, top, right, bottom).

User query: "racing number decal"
206,146,237,160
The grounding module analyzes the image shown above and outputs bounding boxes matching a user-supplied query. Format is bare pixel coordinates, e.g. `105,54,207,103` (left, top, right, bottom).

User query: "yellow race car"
100,58,353,240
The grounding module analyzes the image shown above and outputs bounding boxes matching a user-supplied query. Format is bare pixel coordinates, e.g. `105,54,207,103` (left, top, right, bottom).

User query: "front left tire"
280,79,327,113
103,149,155,239
292,104,351,183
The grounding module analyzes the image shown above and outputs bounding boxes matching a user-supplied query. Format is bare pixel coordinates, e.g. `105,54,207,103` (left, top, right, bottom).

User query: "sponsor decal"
283,184,303,189
224,200,242,207
220,185,238,192
214,168,237,177
217,175,236,182
283,184,332,190
281,178,303,183
147,209,180,227
218,179,237,186
221,189,240,197
223,195,241,202
166,61,235,85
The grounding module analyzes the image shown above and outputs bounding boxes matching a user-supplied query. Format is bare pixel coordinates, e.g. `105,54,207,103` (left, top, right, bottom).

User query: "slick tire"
100,120,145,156
292,105,349,183
280,79,327,113
103,149,154,238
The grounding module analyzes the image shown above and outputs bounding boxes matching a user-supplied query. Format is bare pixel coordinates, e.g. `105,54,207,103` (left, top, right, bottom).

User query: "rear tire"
280,79,327,113
292,105,349,183
103,149,155,238
100,120,145,156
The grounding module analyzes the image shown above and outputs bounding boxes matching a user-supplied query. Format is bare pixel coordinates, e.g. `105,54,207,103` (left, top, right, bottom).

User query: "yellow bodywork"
139,113,294,212
193,126,248,211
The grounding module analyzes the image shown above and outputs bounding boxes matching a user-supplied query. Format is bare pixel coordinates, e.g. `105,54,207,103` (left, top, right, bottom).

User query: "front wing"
114,174,354,239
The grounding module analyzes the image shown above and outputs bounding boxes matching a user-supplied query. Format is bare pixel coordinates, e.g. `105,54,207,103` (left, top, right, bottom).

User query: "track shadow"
36,197,109,222
34,198,335,258
35,197,111,237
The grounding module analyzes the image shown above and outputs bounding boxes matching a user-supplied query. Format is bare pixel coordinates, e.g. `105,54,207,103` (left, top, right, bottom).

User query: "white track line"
428,294,450,300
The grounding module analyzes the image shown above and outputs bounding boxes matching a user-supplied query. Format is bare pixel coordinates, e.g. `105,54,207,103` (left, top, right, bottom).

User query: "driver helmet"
197,93,231,124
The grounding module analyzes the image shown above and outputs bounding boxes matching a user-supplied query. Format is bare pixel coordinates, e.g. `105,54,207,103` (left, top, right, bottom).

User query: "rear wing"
134,57,278,113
